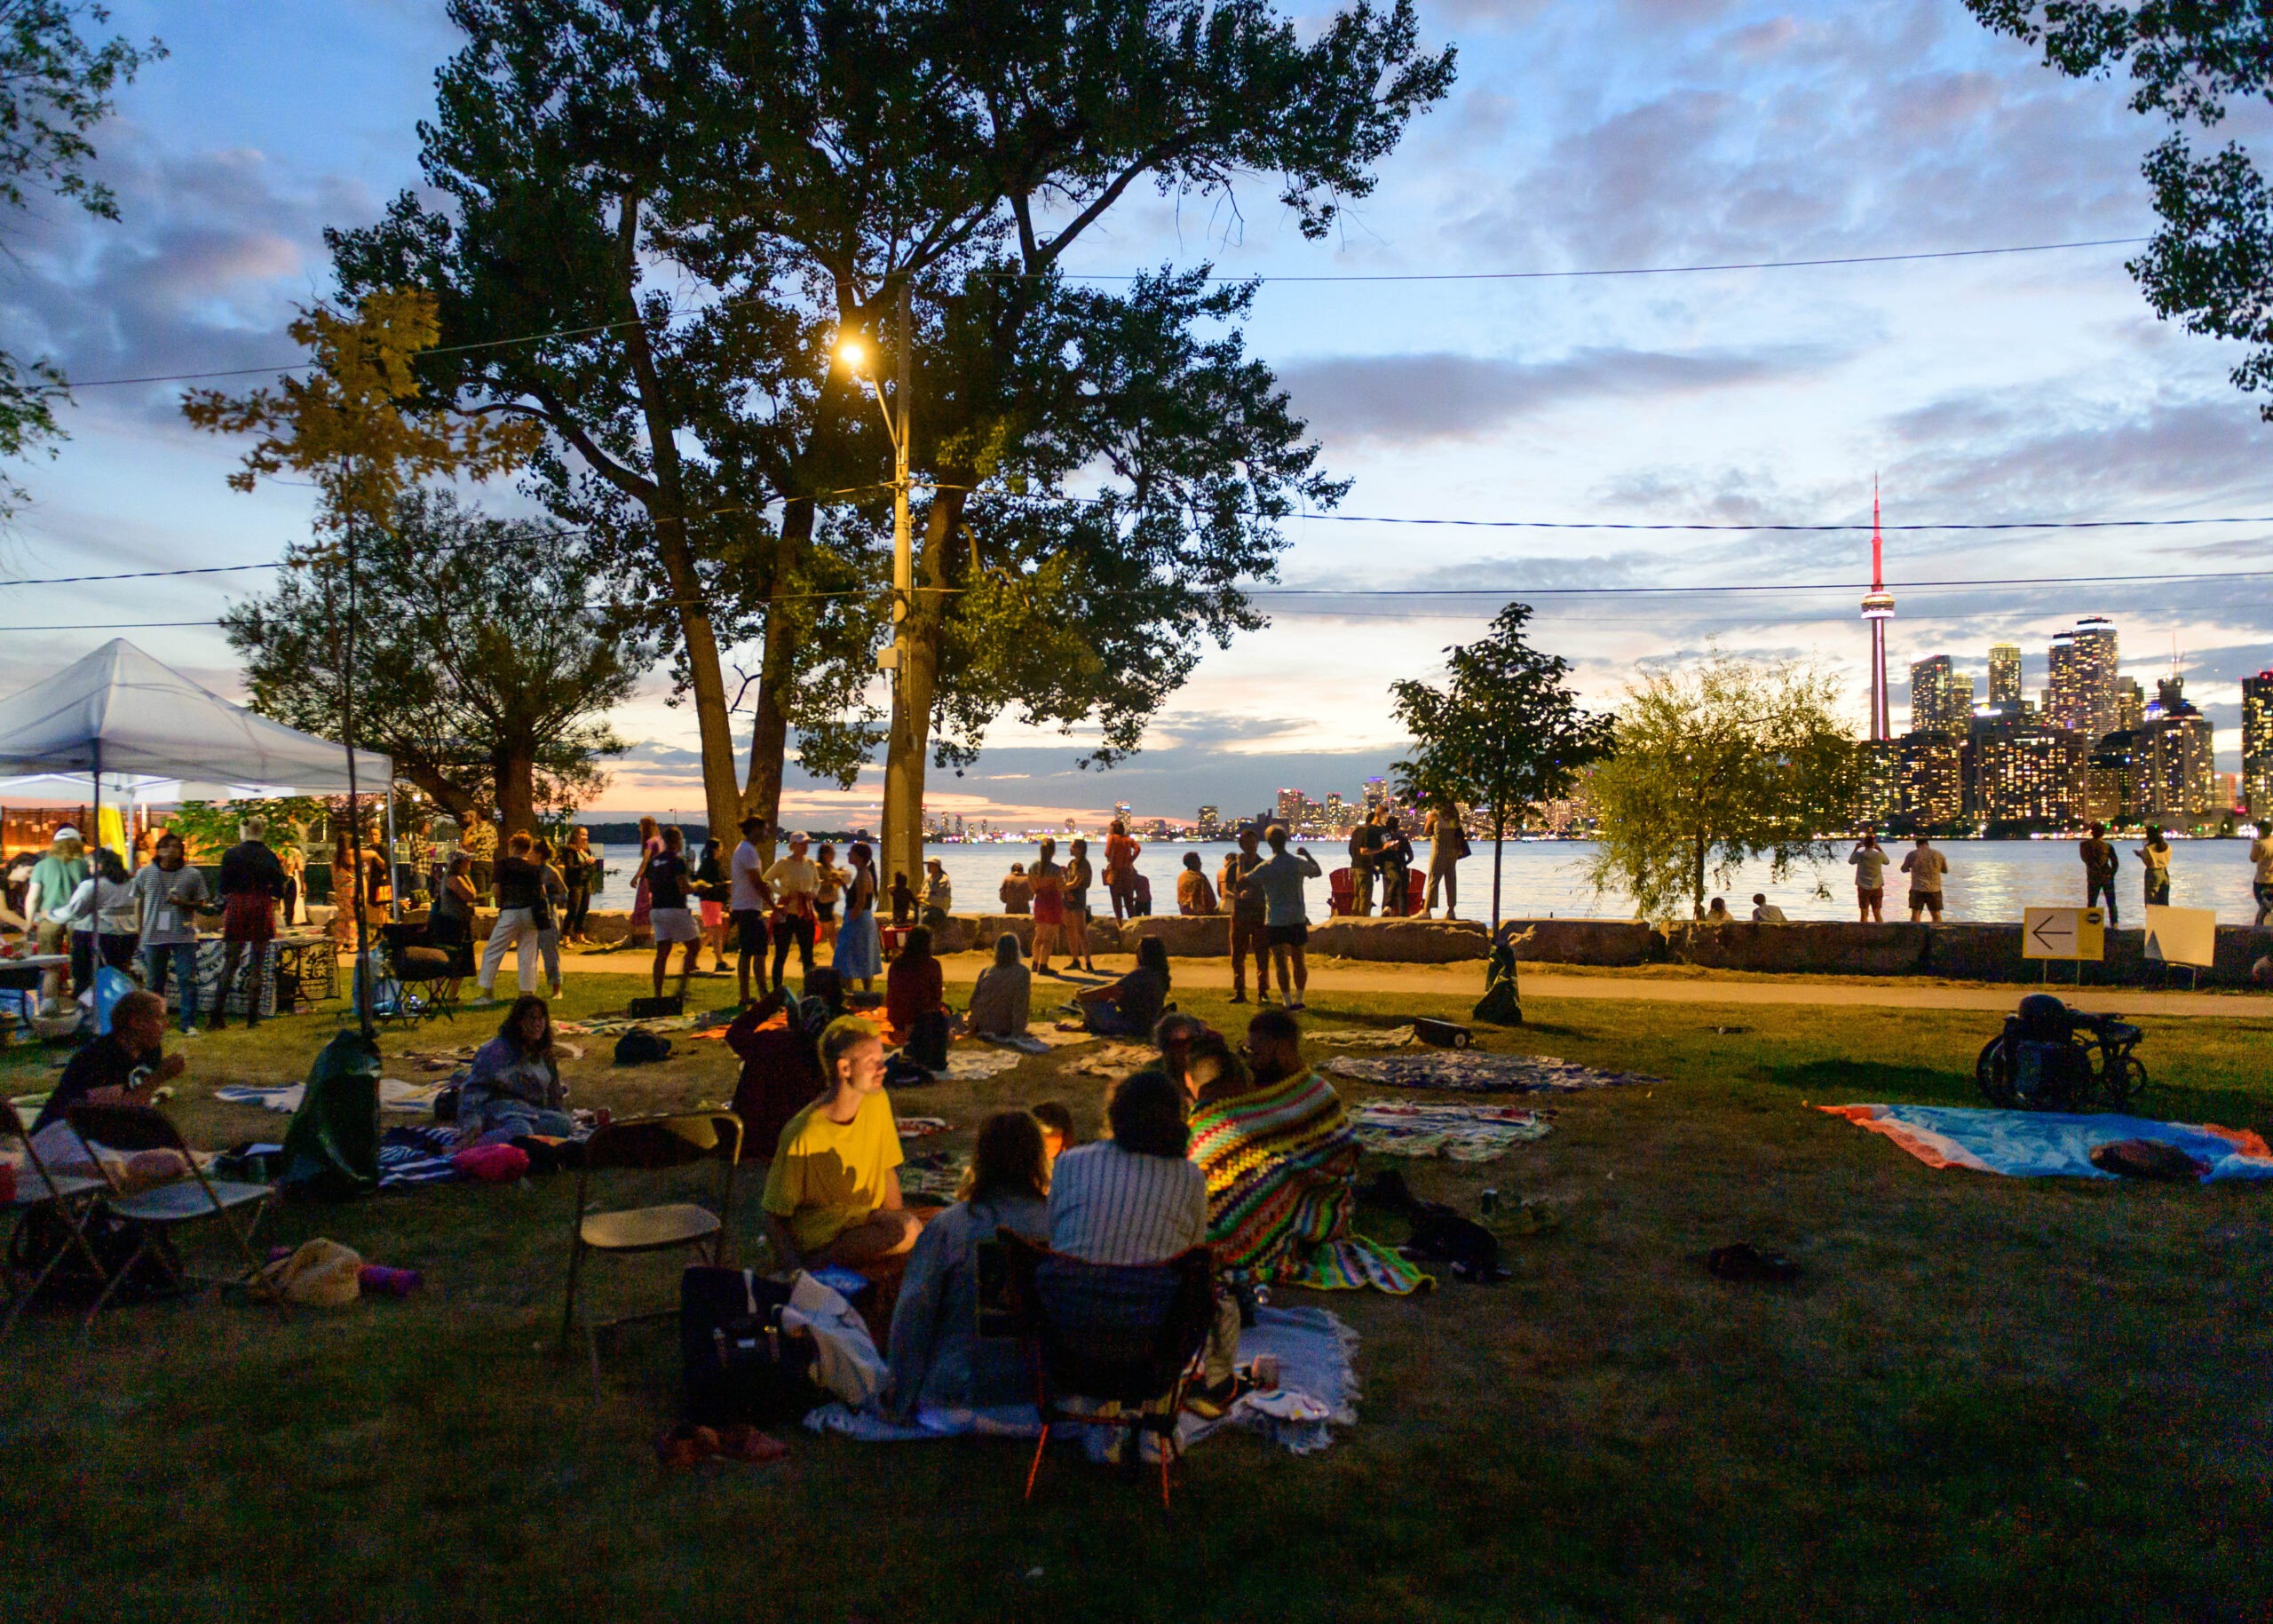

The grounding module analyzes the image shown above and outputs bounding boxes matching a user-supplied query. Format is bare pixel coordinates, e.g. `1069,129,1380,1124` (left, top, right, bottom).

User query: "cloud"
1280,341,1840,446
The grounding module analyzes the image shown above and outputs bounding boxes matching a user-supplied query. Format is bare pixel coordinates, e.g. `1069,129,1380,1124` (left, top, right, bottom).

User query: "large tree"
0,2,162,516
1968,4,2273,417
1390,603,1611,927
1584,654,1865,923
219,488,644,837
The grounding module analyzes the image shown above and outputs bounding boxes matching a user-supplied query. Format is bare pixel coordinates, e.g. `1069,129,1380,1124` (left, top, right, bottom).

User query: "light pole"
836,281,915,883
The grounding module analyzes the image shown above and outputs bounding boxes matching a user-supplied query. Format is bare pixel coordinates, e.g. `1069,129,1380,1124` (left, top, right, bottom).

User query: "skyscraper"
1970,713,2085,828
1196,804,1220,838
2141,675,2215,820
2114,675,2145,732
1860,479,1896,741
1909,654,1952,734
2048,616,2119,740
1949,671,1976,722
1897,730,1964,827
2245,669,2273,815
1275,788,1304,826
1987,643,2022,712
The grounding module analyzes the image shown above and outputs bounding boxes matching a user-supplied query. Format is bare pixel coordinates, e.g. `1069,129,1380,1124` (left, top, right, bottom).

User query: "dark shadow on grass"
1763,1058,1978,1105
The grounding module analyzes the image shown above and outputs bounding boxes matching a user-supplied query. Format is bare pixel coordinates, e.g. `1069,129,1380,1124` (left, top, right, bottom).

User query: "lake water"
580,836,2269,926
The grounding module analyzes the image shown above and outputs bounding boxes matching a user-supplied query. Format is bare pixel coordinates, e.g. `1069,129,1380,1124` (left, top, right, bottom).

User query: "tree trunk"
883,487,964,891
495,745,536,843
1491,804,1505,929
741,501,812,866
1692,832,1707,919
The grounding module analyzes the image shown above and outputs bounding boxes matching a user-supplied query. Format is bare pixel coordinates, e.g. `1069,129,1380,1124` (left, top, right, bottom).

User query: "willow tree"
1584,654,1865,923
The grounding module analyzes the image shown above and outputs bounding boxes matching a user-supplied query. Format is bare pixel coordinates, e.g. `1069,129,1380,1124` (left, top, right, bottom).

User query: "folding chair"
999,1231,1217,1510
66,1103,283,1330
373,922,463,1028
558,1112,743,1398
0,1101,111,1342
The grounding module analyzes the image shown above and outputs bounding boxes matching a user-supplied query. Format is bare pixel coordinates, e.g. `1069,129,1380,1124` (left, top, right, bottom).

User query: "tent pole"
384,782,399,923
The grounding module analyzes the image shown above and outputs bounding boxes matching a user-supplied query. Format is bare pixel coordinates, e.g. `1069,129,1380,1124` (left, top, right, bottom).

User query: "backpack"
680,1265,825,1426
614,1028,674,1066
907,1008,951,1072
7,1205,181,1303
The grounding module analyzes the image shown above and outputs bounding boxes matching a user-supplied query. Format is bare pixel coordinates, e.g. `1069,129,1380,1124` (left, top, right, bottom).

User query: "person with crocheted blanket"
1188,1009,1428,1295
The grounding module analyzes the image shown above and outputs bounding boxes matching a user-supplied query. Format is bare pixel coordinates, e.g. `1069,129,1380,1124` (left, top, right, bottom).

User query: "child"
1031,1100,1075,1164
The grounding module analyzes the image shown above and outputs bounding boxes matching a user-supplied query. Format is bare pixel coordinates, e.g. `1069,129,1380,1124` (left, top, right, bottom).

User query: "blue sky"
0,0,2267,824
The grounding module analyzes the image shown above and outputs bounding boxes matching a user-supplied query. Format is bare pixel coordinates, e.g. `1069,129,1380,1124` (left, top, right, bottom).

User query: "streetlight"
836,284,916,883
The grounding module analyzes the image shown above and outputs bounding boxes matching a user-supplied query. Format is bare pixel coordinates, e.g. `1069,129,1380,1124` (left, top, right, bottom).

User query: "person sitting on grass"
966,932,1031,1038
884,1109,1052,1419
1031,1099,1075,1164
459,994,574,1141
1184,1027,1250,1109
762,1018,920,1270
1152,1010,1206,1098
31,989,184,1134
1072,935,1171,1037
883,925,951,1048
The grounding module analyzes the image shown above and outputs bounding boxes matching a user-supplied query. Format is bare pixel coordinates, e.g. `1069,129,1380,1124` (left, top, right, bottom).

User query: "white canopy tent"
0,639,396,915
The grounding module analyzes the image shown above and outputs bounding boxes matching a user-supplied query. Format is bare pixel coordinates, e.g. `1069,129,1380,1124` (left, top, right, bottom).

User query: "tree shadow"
1763,1058,1976,1106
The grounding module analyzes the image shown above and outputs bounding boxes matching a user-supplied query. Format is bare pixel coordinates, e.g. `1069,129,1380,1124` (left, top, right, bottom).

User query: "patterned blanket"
1324,1051,1655,1094
1350,1100,1551,1161
1190,1070,1429,1295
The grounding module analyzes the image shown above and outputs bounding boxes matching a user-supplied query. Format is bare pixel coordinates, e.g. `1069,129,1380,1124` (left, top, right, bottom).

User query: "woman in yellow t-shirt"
761,1018,920,1268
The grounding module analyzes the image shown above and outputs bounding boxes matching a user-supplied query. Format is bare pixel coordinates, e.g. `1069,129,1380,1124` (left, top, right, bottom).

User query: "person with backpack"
1425,806,1469,918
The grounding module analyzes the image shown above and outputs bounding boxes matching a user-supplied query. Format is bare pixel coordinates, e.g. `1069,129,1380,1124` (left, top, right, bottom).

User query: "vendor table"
272,932,337,1011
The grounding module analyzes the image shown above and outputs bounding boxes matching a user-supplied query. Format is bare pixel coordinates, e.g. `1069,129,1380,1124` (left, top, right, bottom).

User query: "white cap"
790,830,811,843
51,825,80,841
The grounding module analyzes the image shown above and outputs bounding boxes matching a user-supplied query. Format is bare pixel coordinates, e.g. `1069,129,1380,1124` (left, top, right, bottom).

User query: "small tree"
1390,604,1609,927
1585,654,1865,923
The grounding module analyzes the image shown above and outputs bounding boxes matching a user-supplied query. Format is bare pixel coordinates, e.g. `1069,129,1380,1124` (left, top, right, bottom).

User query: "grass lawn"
4,961,2273,1621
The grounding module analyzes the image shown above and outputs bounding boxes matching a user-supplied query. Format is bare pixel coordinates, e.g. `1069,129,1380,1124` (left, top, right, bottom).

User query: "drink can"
594,1107,613,1129
1249,1353,1279,1390
1480,1188,1499,1215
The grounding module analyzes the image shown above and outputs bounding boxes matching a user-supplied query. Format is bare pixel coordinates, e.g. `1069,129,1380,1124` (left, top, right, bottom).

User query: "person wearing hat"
23,826,88,1015
727,814,772,1005
763,831,822,997
920,856,953,925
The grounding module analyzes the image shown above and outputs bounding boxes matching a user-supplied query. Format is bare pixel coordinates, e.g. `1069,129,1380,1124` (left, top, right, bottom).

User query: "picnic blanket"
895,1117,954,1139
377,1124,462,1189
1069,1042,1160,1080
1350,1100,1550,1161
217,1079,444,1116
804,1305,1359,1455
1190,1070,1429,1295
1324,1051,1654,1094
936,1047,1026,1081
1822,1104,2273,1183
981,1026,1094,1054
1307,1026,1420,1050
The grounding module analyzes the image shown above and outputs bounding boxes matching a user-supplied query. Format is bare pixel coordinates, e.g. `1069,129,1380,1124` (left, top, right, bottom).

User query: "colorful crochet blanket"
1190,1070,1429,1295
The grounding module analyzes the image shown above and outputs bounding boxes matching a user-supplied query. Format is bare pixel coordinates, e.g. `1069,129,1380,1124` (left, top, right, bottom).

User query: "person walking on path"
1900,834,1948,923
1849,832,1888,923
831,842,883,992
2134,826,2172,909
478,831,549,1002
215,817,285,1029
2252,821,2273,927
1064,838,1099,973
1105,819,1143,923
2079,823,2121,925
1223,826,1270,1004
1251,823,1323,1010
1425,806,1468,919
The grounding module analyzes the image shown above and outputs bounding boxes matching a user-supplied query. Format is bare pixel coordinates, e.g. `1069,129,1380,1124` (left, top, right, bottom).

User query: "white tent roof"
0,639,390,796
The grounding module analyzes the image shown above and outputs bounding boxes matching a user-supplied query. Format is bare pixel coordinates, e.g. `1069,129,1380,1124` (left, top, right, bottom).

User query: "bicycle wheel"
2103,1052,2149,1110
1976,1036,2017,1107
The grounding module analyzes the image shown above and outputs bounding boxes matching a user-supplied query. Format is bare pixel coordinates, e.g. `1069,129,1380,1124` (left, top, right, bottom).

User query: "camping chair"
66,1102,283,1330
1327,867,1354,915
998,1230,1218,1510
0,1100,111,1343
374,922,463,1027
558,1111,743,1398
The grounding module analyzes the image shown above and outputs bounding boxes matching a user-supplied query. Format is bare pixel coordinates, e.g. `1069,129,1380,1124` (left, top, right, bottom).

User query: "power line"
0,620,218,632
0,562,278,587
1246,568,2273,597
61,237,2149,390
1294,512,2273,532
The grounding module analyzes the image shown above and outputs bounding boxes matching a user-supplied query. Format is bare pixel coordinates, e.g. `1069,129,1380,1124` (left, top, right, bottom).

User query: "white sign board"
2023,907,2105,962
2143,905,2218,969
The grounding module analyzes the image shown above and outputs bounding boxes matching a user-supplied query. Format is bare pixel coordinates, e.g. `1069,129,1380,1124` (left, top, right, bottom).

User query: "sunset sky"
2,0,2267,826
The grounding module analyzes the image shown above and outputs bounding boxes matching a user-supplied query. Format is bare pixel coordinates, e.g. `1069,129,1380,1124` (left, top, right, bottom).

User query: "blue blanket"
1825,1103,2273,1183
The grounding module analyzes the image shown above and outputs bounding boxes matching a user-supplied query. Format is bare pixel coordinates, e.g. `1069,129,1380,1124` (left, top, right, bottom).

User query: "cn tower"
1860,476,1895,741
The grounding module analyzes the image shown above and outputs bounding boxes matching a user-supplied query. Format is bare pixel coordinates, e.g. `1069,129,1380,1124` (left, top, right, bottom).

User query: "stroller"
1975,993,2147,1111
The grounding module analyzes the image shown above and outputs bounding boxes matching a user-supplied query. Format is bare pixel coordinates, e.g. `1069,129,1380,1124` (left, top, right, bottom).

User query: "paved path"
552,945,2269,1018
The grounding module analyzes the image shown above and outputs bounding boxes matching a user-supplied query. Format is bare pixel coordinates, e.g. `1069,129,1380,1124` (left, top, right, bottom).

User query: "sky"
0,0,2268,827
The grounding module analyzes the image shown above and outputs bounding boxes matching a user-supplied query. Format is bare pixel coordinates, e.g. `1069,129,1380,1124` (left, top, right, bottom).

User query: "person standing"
644,827,703,1000
1104,818,1143,923
627,814,662,948
1224,826,1271,1004
478,831,549,1002
1251,823,1323,1010
1377,815,1414,917
1425,805,1468,919
728,814,772,1005
1028,840,1066,976
1346,812,1380,917
1849,831,1888,923
215,816,285,1030
427,852,480,1004
695,836,733,973
1899,833,1948,923
22,826,88,1015
532,835,568,998
831,842,883,993
277,833,306,927
2253,820,2273,927
1064,837,1098,973
131,831,208,1034
2079,822,2121,925
766,832,824,995
813,842,846,947
459,805,498,903
559,827,597,944
2134,826,2172,909
51,847,139,994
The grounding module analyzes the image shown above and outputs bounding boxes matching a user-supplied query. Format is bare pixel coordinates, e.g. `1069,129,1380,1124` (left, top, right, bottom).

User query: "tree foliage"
1389,603,1609,924
1968,3,2273,416
0,1,162,511
219,489,643,838
1584,654,1865,923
